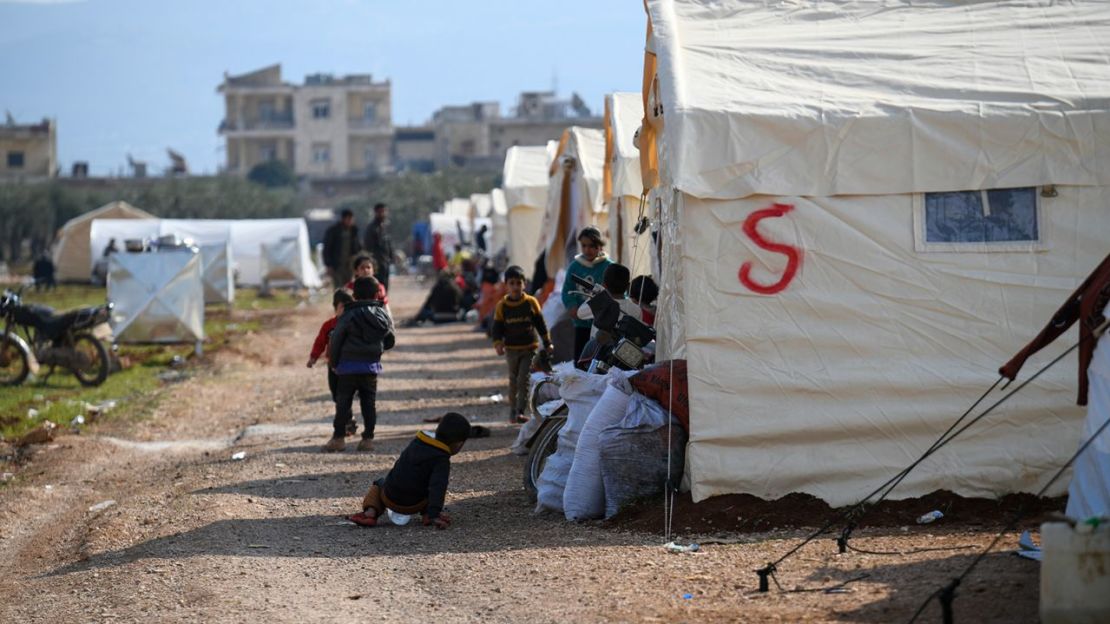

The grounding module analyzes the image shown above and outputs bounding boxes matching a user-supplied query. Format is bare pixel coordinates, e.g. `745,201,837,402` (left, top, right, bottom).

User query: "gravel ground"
0,277,1042,623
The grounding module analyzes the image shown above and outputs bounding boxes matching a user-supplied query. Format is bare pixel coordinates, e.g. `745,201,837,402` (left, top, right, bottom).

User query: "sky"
0,0,645,175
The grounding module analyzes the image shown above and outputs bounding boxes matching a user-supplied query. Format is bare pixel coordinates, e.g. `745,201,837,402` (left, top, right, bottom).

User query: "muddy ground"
0,277,1049,623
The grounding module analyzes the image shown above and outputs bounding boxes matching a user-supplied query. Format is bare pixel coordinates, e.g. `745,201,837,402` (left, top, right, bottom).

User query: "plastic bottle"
916,510,944,524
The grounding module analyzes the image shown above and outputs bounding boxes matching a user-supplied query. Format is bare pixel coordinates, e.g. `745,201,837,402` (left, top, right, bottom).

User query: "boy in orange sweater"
491,266,552,423
308,289,357,435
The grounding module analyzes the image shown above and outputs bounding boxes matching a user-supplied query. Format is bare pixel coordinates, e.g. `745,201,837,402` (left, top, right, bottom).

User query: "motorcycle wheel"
71,333,109,387
0,334,31,386
522,416,566,503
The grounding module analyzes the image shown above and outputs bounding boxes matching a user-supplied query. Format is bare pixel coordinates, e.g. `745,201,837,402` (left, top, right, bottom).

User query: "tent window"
914,187,1045,252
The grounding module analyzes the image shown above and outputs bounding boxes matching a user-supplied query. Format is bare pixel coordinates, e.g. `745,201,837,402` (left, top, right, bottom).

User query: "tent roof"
489,188,508,216
59,201,153,233
553,126,607,215
604,92,645,201
646,0,1110,199
502,145,554,210
469,193,492,218
442,198,471,218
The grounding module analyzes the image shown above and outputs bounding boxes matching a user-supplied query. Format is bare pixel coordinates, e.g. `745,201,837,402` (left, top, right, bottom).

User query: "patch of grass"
0,287,299,443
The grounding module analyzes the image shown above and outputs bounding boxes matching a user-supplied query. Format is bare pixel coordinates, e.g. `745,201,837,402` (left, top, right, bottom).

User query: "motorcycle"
520,275,657,501
0,288,113,387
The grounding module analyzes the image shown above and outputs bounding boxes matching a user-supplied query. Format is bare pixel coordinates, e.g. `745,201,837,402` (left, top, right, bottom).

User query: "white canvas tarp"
503,143,556,271
108,250,205,344
644,0,1110,506
489,188,509,259
260,238,305,285
604,92,651,278
198,241,234,305
645,0,1110,200
90,218,321,288
52,201,154,282
539,127,607,275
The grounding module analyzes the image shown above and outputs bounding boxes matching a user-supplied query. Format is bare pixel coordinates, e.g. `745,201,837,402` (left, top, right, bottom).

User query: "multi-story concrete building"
431,91,602,171
0,116,56,180
393,126,437,173
218,64,393,178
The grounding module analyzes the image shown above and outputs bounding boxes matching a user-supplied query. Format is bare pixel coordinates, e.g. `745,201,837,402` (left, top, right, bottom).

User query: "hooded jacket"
381,432,454,519
329,299,395,367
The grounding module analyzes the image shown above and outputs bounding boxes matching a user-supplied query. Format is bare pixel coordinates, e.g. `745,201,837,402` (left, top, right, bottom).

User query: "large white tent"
644,0,1110,506
539,127,607,276
52,201,154,282
89,218,321,288
503,143,557,270
488,188,509,259
603,92,650,279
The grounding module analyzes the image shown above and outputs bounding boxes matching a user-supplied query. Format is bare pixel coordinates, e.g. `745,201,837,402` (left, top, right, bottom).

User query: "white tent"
488,189,509,259
603,93,650,279
198,241,234,305
503,143,557,270
443,198,472,219
644,0,1110,506
90,218,321,288
469,193,499,253
52,201,154,282
539,127,607,276
260,238,305,287
108,250,205,346
429,212,490,253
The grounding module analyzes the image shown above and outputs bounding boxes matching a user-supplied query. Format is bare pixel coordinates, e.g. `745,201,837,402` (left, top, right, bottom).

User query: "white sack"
534,363,610,513
600,393,687,519
564,371,635,521
1067,333,1110,519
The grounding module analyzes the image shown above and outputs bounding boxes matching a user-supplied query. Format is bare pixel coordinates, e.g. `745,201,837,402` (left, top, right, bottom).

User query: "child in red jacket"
345,254,389,306
308,289,357,434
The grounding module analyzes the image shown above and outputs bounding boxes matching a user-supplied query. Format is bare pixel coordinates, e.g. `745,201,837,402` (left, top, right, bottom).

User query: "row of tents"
446,0,1110,509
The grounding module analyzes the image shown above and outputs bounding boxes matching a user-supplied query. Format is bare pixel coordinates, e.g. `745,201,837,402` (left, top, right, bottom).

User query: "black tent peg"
756,564,774,593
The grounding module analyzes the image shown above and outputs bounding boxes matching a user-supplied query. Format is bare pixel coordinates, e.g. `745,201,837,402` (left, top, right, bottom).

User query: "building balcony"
347,118,393,135
219,117,295,134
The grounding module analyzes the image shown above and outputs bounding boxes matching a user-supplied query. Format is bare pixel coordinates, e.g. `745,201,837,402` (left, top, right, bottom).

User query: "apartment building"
0,115,56,180
218,64,393,178
431,91,602,171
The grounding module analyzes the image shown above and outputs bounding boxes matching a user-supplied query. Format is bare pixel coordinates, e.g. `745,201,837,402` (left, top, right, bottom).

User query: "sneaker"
356,438,374,452
321,436,345,452
515,412,530,424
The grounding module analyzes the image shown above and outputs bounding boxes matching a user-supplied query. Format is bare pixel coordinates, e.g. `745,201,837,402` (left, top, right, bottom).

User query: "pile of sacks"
535,360,689,520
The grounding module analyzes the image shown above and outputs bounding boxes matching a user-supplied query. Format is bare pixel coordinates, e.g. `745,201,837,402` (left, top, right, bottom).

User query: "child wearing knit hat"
349,412,471,529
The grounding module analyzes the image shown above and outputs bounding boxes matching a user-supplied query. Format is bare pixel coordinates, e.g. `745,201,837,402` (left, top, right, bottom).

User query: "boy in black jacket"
325,276,395,453
349,412,470,529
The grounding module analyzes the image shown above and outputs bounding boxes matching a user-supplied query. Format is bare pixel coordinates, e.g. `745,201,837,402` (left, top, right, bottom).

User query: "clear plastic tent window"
924,187,1039,244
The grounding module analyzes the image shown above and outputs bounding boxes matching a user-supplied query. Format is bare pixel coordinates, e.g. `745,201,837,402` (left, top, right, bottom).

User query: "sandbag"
629,359,690,431
600,392,688,519
563,370,636,521
510,374,564,456
534,363,609,513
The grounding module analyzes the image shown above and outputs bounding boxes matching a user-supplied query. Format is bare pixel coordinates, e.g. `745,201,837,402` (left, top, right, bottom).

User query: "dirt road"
0,278,1040,623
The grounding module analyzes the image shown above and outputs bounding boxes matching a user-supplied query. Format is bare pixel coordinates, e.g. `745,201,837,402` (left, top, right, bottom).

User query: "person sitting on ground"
629,275,659,326
492,266,553,423
307,289,358,437
344,254,390,307
562,226,613,359
348,412,471,529
407,269,463,326
576,263,642,338
325,276,395,453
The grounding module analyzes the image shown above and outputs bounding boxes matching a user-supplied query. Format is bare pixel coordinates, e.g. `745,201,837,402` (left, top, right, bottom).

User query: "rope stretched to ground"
907,317,1110,624
760,338,1082,584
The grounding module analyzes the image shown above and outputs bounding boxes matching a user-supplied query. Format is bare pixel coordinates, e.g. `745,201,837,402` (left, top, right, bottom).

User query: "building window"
363,146,377,169
311,99,331,119
363,103,377,123
258,142,278,162
914,187,1045,252
312,143,331,163
258,99,275,120
7,151,24,168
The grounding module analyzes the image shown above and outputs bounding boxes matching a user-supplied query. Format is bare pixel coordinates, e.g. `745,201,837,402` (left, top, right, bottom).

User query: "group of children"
308,230,654,530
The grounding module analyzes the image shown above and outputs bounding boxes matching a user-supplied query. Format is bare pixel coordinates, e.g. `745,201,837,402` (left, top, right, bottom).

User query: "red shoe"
348,512,377,527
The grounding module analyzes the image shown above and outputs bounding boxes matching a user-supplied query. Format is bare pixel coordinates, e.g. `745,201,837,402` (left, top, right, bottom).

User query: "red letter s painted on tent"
738,203,802,295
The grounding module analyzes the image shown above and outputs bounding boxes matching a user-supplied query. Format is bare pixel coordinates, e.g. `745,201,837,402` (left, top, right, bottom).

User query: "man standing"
364,202,394,291
323,209,361,288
